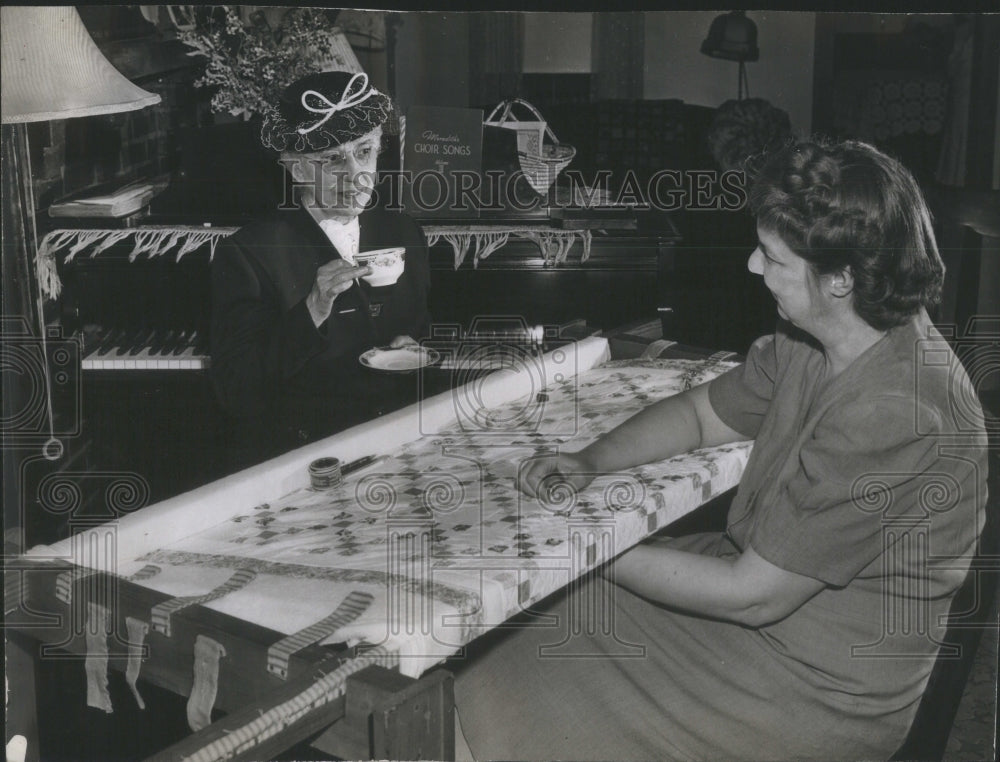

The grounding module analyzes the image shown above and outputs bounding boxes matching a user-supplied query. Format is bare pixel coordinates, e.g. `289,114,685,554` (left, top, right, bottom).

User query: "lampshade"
317,26,364,74
1,6,161,124
700,11,759,63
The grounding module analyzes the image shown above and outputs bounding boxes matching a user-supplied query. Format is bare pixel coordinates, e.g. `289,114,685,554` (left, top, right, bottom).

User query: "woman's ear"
282,153,306,183
827,267,854,299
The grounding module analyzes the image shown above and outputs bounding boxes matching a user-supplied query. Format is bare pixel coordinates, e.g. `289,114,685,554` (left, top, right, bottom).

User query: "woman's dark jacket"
210,205,431,448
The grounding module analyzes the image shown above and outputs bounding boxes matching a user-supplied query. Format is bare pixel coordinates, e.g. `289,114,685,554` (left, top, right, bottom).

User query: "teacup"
357,247,405,287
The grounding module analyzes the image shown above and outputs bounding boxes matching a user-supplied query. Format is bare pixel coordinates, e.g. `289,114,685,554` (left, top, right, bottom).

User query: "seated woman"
210,71,431,459
453,140,989,761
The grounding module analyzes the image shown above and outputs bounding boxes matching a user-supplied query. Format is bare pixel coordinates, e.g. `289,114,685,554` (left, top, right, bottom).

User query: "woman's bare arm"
607,543,826,627
579,383,746,472
518,383,747,498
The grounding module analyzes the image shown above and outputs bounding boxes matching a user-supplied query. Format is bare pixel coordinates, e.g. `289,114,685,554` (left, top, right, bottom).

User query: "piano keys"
80,327,209,370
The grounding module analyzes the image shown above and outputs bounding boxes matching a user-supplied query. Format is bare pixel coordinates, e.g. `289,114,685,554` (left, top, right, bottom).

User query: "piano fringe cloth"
423,226,593,268
37,226,593,300
35,226,239,300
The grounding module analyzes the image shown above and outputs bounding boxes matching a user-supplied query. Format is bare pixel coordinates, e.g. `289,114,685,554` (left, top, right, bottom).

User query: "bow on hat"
297,72,375,135
260,70,393,153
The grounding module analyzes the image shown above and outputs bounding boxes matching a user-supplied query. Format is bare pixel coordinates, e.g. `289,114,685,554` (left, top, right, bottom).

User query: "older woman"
210,71,430,456
452,140,988,761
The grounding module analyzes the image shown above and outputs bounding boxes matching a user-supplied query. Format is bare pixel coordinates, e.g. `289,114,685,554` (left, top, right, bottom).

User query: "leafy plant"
178,7,338,120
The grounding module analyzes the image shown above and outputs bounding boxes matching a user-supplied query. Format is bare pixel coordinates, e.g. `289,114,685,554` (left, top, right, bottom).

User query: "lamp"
1,6,161,122
1,6,161,458
700,11,759,100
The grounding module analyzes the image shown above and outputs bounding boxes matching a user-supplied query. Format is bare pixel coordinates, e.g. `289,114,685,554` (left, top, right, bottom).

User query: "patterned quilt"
114,357,753,678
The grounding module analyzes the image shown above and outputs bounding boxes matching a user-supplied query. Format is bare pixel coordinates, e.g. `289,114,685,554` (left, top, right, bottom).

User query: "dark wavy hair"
748,139,945,331
707,98,792,172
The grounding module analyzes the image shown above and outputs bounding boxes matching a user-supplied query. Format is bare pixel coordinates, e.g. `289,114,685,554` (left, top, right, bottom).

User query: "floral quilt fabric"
118,358,753,675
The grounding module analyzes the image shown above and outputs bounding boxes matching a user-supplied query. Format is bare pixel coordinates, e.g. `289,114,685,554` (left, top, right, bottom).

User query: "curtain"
591,12,645,101
468,12,524,108
935,17,975,187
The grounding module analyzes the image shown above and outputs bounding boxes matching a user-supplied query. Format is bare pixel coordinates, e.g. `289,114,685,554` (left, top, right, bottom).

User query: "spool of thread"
309,457,342,489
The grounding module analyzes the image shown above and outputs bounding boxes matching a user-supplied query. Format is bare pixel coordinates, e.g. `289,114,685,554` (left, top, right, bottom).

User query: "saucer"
359,345,440,372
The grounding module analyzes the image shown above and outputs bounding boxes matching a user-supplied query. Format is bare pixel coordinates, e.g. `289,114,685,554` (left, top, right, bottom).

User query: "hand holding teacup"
306,259,371,326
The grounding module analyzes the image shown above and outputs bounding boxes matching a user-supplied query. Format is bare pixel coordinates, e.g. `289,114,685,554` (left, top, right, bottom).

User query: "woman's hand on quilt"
517,451,595,504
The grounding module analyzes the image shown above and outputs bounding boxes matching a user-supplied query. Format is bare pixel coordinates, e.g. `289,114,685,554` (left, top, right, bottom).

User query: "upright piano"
32,226,235,520
56,234,216,371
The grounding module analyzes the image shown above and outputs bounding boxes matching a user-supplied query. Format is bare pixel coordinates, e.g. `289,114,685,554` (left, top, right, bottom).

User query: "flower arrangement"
177,7,345,120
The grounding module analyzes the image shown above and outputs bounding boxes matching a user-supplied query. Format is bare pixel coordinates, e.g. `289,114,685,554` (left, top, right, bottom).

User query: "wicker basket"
484,98,576,196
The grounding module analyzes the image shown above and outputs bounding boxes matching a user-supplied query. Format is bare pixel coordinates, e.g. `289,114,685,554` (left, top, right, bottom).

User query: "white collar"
318,216,361,262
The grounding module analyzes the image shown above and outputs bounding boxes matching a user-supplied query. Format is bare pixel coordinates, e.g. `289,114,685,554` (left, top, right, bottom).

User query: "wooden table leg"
313,666,455,762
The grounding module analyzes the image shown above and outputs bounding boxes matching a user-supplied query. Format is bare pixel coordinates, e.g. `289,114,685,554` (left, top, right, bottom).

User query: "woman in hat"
210,71,431,459
452,139,989,761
